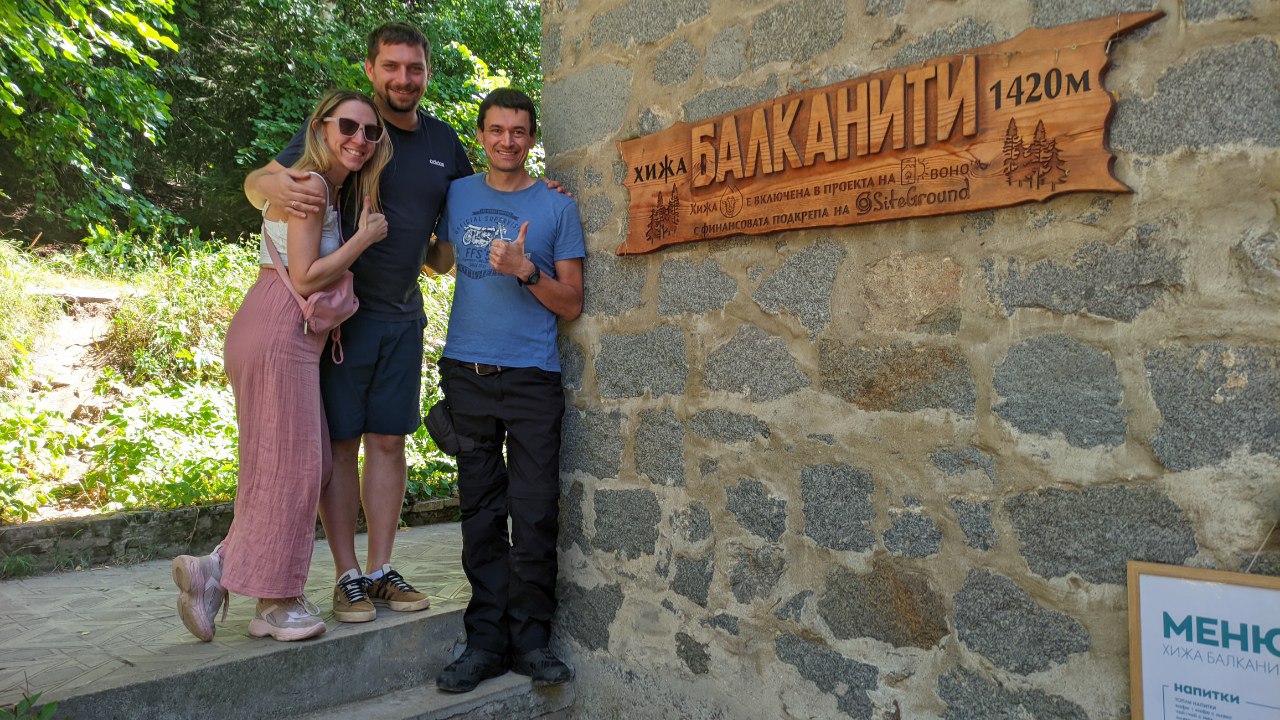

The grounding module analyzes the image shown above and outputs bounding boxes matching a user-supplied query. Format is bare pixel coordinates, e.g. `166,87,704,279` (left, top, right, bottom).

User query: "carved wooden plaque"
616,12,1163,255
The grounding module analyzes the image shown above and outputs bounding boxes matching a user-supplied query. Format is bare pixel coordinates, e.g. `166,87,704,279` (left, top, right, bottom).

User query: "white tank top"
258,171,343,266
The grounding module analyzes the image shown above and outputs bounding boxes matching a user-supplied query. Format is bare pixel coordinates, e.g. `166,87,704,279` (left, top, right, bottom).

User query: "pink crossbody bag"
262,205,358,364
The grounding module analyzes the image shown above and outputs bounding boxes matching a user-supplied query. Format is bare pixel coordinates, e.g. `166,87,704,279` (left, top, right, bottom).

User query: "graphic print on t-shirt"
452,208,521,280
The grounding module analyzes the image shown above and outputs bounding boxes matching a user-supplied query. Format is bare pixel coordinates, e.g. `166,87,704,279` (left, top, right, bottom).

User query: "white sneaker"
172,550,228,642
249,595,327,641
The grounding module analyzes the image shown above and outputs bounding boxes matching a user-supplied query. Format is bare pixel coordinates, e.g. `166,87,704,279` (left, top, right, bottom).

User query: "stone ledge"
0,496,460,577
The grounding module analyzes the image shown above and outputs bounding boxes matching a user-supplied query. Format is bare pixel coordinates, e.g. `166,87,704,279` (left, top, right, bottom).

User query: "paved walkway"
0,523,468,708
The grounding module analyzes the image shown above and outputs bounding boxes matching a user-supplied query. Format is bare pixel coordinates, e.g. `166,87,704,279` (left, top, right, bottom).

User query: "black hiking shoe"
511,647,572,687
436,648,508,693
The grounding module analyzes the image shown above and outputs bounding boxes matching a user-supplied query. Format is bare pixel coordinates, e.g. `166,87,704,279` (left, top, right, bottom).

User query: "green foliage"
2,238,459,520
2,0,542,251
0,553,38,580
405,272,458,502
80,223,212,272
0,691,56,720
0,241,62,387
0,0,180,238
97,241,256,383
0,400,83,522
79,370,238,510
129,0,542,238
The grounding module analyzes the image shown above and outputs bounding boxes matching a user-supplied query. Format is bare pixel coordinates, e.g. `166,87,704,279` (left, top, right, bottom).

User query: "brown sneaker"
332,568,376,622
367,564,430,612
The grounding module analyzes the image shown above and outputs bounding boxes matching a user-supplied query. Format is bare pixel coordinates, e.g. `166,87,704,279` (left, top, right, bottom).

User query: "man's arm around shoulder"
244,160,325,217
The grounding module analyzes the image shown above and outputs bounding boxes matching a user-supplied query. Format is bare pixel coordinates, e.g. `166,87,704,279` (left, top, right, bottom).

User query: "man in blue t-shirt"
244,23,471,624
433,88,584,694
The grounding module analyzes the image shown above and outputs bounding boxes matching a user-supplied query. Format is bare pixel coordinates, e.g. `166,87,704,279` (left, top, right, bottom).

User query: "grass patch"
0,553,37,580
0,241,63,389
97,242,257,384
3,234,459,522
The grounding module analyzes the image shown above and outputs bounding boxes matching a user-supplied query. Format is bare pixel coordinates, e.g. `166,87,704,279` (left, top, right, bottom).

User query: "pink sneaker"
172,550,228,642
249,596,326,642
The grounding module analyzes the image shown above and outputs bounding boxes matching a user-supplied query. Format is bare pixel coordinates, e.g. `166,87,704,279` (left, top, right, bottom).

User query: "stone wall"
541,0,1279,717
0,498,459,576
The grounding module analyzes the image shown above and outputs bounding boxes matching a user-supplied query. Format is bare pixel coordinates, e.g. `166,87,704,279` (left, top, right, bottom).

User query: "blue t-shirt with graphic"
438,174,585,372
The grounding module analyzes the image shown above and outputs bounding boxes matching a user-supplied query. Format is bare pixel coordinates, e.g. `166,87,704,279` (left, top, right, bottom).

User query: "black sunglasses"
324,116,385,143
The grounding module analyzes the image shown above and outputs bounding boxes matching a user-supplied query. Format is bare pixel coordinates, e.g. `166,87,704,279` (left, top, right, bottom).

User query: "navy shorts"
320,314,427,441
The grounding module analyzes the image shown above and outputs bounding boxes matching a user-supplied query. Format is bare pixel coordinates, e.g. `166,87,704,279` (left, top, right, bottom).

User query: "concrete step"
296,673,574,720
48,607,469,719
0,524,498,719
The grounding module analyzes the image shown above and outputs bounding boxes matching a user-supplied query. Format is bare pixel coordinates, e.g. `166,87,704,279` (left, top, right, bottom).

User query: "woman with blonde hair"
171,89,392,642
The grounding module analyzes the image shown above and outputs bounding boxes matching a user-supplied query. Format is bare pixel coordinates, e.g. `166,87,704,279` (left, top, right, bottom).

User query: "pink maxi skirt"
219,268,330,599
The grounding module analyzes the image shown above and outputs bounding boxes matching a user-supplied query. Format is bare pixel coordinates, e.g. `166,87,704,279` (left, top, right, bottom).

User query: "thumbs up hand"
358,195,387,244
489,221,533,279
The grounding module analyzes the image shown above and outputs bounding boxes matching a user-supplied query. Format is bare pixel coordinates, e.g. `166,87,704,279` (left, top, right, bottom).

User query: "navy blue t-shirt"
276,110,473,320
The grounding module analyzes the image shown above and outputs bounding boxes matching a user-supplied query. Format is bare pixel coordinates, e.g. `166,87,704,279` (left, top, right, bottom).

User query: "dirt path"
21,286,122,518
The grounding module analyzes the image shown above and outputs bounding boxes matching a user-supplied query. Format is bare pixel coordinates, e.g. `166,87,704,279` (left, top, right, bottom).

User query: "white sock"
366,564,392,581
338,568,362,583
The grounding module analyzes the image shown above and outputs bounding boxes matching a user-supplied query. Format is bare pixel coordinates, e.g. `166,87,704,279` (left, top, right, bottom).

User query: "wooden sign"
1127,561,1280,720
616,12,1163,255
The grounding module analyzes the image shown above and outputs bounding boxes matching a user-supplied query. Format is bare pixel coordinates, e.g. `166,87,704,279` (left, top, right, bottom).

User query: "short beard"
382,89,420,113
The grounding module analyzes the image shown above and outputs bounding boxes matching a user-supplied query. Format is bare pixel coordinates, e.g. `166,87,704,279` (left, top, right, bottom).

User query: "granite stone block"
987,235,1182,321
752,241,846,337
950,498,997,551
776,634,878,719
593,488,662,559
1146,343,1280,471
560,581,625,652
820,340,976,416
583,252,646,316
705,27,746,81
635,408,686,487
654,38,699,86
590,0,711,48
931,447,996,484
542,65,631,155
939,667,1088,720
1029,0,1153,28
729,544,786,603
559,480,590,553
891,18,998,67
726,478,787,541
684,77,782,123
750,0,847,69
672,502,713,543
658,259,737,315
817,562,949,649
954,570,1090,674
1114,38,1280,153
883,512,942,557
561,407,623,479
993,334,1126,448
1006,486,1197,584
672,554,714,606
558,336,585,391
689,409,769,444
706,325,810,402
702,613,740,635
596,326,687,398
802,464,876,552
582,194,614,235
675,632,710,674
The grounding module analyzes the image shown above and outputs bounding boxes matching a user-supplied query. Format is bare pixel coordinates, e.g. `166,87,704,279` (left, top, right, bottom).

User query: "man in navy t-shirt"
244,23,471,624
433,88,584,693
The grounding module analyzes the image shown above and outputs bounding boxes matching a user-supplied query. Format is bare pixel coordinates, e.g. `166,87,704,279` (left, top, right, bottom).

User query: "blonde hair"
292,89,392,214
